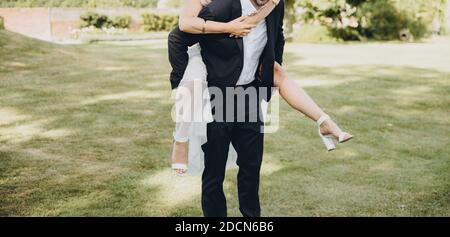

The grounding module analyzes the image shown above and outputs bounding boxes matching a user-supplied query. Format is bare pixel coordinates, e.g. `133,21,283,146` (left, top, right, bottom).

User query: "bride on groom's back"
169,0,354,176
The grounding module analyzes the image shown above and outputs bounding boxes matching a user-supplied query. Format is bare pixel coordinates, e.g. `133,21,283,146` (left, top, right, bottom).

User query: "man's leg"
231,124,264,217
201,122,232,217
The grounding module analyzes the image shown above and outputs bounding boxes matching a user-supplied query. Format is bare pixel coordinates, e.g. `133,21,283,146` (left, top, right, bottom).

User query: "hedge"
80,12,131,29
140,13,178,32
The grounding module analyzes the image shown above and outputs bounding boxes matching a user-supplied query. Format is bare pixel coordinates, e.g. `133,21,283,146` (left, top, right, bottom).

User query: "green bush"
299,0,446,41
0,17,4,30
359,0,404,40
111,15,132,29
401,12,429,39
141,13,178,32
81,12,131,29
80,12,112,29
359,0,429,40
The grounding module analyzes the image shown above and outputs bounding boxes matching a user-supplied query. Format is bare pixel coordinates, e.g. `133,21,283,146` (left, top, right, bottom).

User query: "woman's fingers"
237,16,248,22
248,23,257,28
236,29,251,36
229,31,250,38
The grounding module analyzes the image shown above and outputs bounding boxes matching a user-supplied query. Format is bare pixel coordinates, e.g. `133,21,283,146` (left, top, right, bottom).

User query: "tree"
285,0,296,41
298,0,447,41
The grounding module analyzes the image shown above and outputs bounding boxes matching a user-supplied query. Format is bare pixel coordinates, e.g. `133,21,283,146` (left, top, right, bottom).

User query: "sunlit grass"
0,30,449,216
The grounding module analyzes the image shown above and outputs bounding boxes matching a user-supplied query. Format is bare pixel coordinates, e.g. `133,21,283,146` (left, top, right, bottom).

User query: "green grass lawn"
0,30,449,216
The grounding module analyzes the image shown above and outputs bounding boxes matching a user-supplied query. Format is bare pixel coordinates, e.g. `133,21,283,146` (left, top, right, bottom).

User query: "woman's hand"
226,16,256,38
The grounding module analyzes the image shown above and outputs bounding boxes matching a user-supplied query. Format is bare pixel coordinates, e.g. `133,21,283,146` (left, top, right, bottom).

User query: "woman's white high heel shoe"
171,140,189,176
317,114,353,152
172,163,188,177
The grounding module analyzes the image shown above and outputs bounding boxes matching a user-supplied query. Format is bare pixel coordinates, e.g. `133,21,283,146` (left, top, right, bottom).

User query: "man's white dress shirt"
236,0,268,86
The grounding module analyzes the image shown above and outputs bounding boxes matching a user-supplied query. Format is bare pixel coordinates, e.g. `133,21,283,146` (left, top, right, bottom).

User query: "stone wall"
49,8,81,41
0,8,176,41
0,8,51,41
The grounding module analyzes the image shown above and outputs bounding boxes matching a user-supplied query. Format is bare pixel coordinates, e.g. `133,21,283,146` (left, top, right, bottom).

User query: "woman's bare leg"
274,63,352,140
274,65,324,121
170,80,198,175
171,122,189,175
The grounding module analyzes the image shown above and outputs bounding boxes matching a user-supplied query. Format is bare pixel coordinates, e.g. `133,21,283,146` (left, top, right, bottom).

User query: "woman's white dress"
173,44,238,176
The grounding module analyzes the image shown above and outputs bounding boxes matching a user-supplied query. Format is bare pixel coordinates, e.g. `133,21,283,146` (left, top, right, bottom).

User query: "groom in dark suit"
168,0,285,217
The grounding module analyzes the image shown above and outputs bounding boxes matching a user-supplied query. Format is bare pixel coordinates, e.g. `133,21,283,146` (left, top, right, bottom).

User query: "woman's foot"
320,119,353,142
171,141,189,176
317,114,353,151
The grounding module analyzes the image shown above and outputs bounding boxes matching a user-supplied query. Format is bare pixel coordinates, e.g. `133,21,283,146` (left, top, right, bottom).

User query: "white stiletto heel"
320,134,337,151
317,115,336,151
317,114,353,151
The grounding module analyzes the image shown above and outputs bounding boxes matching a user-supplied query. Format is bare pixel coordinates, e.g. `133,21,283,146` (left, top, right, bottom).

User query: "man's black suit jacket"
168,0,285,101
